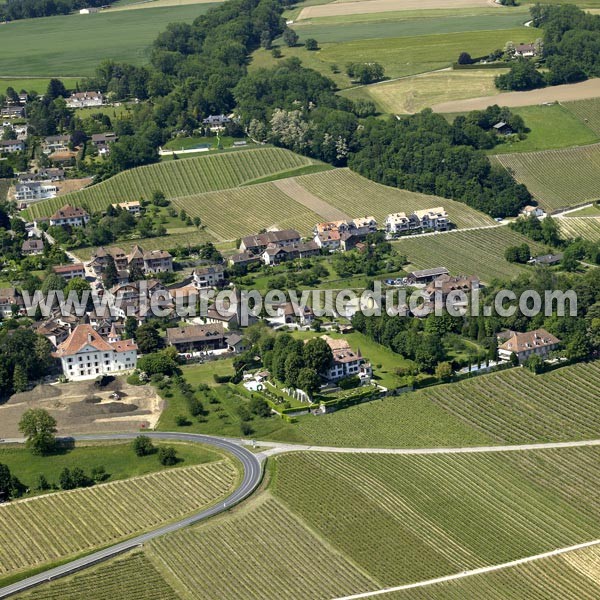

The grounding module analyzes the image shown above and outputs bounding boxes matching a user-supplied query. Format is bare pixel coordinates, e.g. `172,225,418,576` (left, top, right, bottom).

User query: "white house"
66,91,104,109
319,336,372,383
192,264,225,289
498,328,560,363
413,207,449,231
15,182,58,202
49,205,90,228
54,324,138,381
385,212,419,235
521,205,545,218
0,139,25,154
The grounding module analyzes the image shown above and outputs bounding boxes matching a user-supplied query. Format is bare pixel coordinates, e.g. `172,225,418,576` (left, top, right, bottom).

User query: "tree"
128,263,145,282
12,363,28,393
36,474,51,491
133,435,155,457
158,446,178,466
193,216,201,228
509,351,520,366
566,331,591,362
435,361,453,381
124,316,138,340
457,52,473,65
282,28,299,47
59,468,75,490
103,256,119,288
303,337,333,373
0,464,12,500
46,79,67,100
495,60,546,91
284,352,304,388
305,38,318,51
524,354,545,374
151,190,169,207
249,397,271,418
137,348,180,376
19,409,57,456
135,323,163,354
260,29,272,50
296,367,321,396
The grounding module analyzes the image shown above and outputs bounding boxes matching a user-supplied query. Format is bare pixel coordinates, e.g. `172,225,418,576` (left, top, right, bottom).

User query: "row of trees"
0,0,113,21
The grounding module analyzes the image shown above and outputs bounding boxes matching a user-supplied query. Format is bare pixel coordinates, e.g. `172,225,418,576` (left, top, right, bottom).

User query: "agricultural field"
271,448,600,586
16,552,180,600
387,544,600,599
170,182,323,240
147,494,379,599
563,98,600,136
492,143,600,212
0,5,218,77
295,169,496,229
557,217,600,242
0,78,80,96
342,69,505,115
392,226,547,282
108,0,221,11
24,147,316,220
0,460,237,578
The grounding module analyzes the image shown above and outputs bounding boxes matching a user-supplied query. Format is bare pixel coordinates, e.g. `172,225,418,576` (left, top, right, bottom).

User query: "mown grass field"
0,5,218,76
492,143,600,212
392,226,547,282
147,494,378,599
295,169,496,229
16,552,180,600
0,460,237,578
563,98,600,136
557,217,600,242
24,147,316,219
170,182,323,240
271,448,600,586
387,544,600,599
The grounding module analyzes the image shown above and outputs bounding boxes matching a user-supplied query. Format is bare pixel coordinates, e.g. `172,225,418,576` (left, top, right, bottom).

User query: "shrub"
133,435,155,457
175,415,191,426
91,466,109,482
213,374,232,384
305,38,318,51
240,422,254,436
158,446,178,466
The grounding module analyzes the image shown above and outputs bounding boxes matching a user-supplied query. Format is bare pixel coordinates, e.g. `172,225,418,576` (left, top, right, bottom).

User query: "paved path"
332,539,600,599
0,433,263,599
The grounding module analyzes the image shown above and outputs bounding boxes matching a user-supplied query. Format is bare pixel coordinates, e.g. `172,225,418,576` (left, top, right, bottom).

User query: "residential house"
88,245,172,277
314,229,341,251
111,201,141,216
424,274,480,302
92,132,118,156
262,240,320,266
36,319,72,348
414,207,449,231
0,139,24,154
18,169,64,183
0,107,25,119
385,212,420,235
521,205,545,218
143,249,173,274
21,238,44,256
53,263,86,281
313,218,375,251
54,324,138,380
49,205,90,228
226,332,248,354
43,135,72,154
240,229,301,254
498,328,560,363
340,227,371,252
515,43,537,58
406,267,450,285
15,182,58,202
192,264,225,289
66,91,104,108
529,253,564,266
228,251,261,269
202,114,231,130
166,323,226,354
0,288,23,318
319,336,372,383
271,301,314,326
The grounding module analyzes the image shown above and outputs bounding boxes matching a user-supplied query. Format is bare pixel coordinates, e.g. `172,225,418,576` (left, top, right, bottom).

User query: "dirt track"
297,0,495,20
432,78,600,113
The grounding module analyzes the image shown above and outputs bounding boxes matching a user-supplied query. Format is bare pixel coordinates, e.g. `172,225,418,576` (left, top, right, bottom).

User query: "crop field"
342,70,505,115
271,449,600,586
16,552,180,600
24,148,315,219
109,0,221,11
171,182,323,240
0,78,80,96
492,143,600,212
392,226,547,282
563,98,600,136
387,544,600,599
295,169,496,229
147,494,378,599
557,217,600,242
0,460,237,577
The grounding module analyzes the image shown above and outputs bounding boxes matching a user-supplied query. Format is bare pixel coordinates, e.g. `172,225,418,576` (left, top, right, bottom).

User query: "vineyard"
295,169,496,229
557,217,600,242
564,98,600,136
391,226,547,282
0,460,237,577
16,552,180,600
271,448,600,586
384,544,600,599
23,148,316,219
170,182,323,240
147,494,378,599
492,144,600,212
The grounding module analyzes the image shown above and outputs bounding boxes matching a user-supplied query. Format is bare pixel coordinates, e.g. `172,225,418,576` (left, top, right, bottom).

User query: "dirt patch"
0,380,163,438
297,0,494,20
273,178,351,221
55,177,93,196
432,78,600,113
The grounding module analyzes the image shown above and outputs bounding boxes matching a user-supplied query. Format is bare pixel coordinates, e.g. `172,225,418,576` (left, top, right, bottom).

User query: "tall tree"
19,409,57,456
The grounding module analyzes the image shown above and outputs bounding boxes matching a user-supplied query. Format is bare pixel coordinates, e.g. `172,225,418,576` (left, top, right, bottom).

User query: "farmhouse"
262,240,320,266
498,328,560,363
166,323,226,353
340,228,371,252
54,324,138,381
515,43,537,58
529,253,564,266
424,274,480,302
0,288,23,318
49,205,90,227
21,238,44,256
521,205,545,218
192,264,225,289
0,139,25,154
228,251,261,268
407,267,449,284
239,229,301,253
15,182,58,202
319,335,372,383
52,263,86,281
493,122,513,136
66,91,104,108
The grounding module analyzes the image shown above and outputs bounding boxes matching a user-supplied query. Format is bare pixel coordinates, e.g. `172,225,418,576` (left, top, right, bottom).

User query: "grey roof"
410,267,450,279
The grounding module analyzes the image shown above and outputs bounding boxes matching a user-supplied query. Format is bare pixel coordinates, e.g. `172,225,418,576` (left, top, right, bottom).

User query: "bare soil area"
0,379,163,438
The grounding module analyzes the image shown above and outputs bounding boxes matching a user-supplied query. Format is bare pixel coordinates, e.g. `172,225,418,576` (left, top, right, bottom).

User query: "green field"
0,459,237,578
16,552,180,600
563,98,600,136
492,143,600,212
0,78,80,96
170,181,323,240
392,226,547,282
0,441,220,494
557,217,600,242
295,169,496,229
24,147,316,219
0,5,218,76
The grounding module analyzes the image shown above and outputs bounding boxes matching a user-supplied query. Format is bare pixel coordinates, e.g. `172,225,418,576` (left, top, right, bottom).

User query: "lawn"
492,142,600,212
0,4,219,76
0,77,80,96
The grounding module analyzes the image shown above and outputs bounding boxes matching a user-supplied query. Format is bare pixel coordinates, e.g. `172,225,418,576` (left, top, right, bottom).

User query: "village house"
521,205,545,218
424,274,480,303
88,245,172,276
406,267,450,285
262,240,320,266
0,139,25,154
192,264,226,289
166,323,226,354
54,324,138,381
111,201,141,216
228,251,261,269
36,318,72,348
514,43,537,58
18,169,64,183
43,135,72,154
313,217,377,251
340,228,371,252
319,336,372,383
226,332,248,354
271,301,314,327
314,229,341,251
53,263,86,281
239,229,301,254
66,91,104,109
0,106,25,119
498,328,560,363
15,182,58,203
21,238,44,256
143,249,173,274
91,132,118,156
0,288,23,318
49,205,90,228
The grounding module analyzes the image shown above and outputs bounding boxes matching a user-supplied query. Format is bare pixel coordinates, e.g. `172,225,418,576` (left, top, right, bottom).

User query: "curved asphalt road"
0,432,263,599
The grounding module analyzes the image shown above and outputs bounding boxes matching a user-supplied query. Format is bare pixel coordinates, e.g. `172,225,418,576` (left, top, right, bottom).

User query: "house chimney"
88,333,93,342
